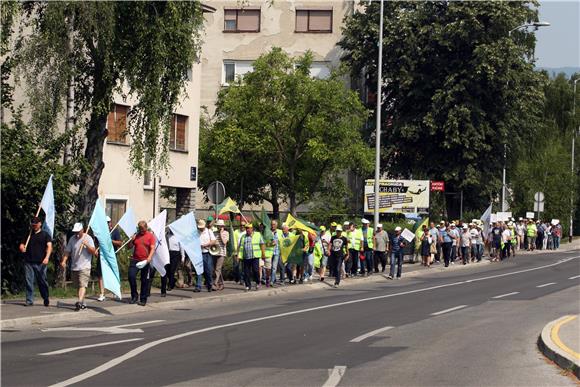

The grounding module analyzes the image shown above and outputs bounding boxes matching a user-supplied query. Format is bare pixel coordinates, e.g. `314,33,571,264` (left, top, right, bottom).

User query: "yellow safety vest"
361,227,374,249
238,232,263,259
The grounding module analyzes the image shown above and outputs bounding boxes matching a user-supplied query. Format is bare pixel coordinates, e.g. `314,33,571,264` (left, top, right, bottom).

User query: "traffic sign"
207,181,225,205
533,201,544,212
534,192,545,202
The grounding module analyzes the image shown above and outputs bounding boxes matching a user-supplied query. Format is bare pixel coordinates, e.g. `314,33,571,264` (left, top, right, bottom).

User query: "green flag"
260,207,273,242
280,233,303,265
227,222,235,257
313,240,323,269
217,197,241,215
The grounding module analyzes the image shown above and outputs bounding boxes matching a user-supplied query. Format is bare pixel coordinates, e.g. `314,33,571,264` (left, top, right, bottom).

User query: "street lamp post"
502,21,551,212
373,0,384,228
571,79,578,242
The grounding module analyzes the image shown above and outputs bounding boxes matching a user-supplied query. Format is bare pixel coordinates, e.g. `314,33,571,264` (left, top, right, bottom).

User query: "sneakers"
137,301,147,306
387,275,393,280
333,283,338,288
129,298,138,304
97,294,106,302
74,302,86,311
193,287,201,293
245,287,250,292
254,284,259,291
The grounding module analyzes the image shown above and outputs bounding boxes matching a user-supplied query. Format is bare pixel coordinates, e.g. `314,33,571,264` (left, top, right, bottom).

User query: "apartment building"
196,0,355,215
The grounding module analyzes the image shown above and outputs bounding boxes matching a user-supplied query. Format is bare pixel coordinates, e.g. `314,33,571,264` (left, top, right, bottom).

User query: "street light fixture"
501,21,551,212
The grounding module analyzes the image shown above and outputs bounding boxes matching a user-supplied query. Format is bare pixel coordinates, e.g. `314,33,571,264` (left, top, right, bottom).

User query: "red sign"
430,181,445,192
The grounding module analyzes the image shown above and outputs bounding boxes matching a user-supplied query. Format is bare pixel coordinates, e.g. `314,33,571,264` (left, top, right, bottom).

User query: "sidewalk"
2,240,578,330
538,314,580,379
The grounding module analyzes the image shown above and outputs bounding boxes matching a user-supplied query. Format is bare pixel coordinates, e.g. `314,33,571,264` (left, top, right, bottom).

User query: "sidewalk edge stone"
537,315,580,379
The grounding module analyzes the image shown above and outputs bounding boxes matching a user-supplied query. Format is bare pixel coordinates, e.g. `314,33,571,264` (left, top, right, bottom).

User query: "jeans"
450,245,457,262
24,262,49,304
232,256,241,283
167,251,181,290
243,258,260,288
460,246,469,264
196,252,214,290
271,253,280,284
333,255,344,285
471,244,483,261
442,242,452,266
501,243,511,260
374,251,387,271
128,261,150,302
347,249,358,275
362,250,373,274
553,236,560,249
390,250,403,278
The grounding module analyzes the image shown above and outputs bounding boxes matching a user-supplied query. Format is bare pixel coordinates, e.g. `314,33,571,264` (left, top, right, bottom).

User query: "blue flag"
40,175,55,238
168,212,203,275
89,200,122,298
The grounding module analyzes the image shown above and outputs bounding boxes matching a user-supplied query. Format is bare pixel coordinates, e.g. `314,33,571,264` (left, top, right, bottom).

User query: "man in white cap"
213,219,228,291
373,223,389,272
330,226,348,287
389,226,406,279
197,218,216,292
360,219,374,276
61,223,96,311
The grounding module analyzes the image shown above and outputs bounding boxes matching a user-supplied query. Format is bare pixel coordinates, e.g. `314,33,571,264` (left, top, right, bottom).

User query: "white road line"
536,282,556,288
322,366,347,387
41,320,165,335
48,255,580,387
430,305,468,316
39,338,143,356
569,275,580,280
350,326,394,343
491,292,520,299
115,320,165,328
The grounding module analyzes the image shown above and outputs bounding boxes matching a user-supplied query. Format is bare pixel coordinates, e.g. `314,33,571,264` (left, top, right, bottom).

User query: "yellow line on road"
550,315,580,360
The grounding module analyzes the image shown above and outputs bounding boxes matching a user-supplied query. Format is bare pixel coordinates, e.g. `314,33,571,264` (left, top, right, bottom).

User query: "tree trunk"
270,182,280,220
289,191,297,216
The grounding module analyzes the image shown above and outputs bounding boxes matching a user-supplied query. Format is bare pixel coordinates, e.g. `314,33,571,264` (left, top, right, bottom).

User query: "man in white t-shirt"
61,223,96,311
197,219,216,292
501,225,512,260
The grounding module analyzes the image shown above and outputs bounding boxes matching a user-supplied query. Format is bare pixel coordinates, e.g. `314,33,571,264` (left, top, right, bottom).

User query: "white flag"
40,175,55,238
480,204,492,236
148,210,170,276
117,207,137,238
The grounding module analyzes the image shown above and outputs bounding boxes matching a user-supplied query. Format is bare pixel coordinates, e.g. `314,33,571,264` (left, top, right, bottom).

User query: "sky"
535,0,580,68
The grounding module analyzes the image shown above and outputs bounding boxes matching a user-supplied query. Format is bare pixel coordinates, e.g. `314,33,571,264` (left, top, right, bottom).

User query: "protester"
167,229,184,292
460,224,471,265
330,226,348,288
420,224,432,267
360,219,374,276
449,223,459,264
389,226,406,279
280,224,291,284
61,223,96,311
127,221,156,305
19,216,52,307
490,222,502,261
197,219,216,292
237,223,265,291
552,221,562,250
526,219,537,251
211,219,228,291
270,220,283,286
318,226,331,282
429,222,441,264
373,223,389,272
501,223,513,260
232,221,245,284
440,223,452,267
347,222,362,277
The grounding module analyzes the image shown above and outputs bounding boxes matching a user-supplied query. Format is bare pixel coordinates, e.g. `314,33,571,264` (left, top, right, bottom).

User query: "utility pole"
373,0,384,228
571,79,578,242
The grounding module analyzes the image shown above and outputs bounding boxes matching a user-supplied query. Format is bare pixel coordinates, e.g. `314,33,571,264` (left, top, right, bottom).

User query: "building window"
224,9,260,32
295,10,333,33
105,199,127,227
106,104,129,144
170,114,187,151
222,60,254,85
143,157,153,190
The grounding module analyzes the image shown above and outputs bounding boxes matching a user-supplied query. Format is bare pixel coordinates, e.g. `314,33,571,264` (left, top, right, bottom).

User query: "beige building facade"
196,0,355,215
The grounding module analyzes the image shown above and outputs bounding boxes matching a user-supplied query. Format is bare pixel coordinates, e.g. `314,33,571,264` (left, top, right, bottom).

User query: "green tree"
339,1,545,216
13,1,205,221
200,48,372,217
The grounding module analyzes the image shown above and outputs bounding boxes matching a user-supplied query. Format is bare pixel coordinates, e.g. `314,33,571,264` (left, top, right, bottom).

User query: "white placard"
496,211,512,221
551,219,559,225
401,228,415,243
490,213,497,223
526,212,535,219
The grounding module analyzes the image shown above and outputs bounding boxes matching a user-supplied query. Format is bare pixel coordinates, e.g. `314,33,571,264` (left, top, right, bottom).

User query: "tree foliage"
200,48,372,217
13,1,205,220
339,1,545,215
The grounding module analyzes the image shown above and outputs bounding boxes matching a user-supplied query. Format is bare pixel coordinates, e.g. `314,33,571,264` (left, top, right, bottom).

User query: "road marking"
568,275,580,280
41,320,164,335
48,255,580,387
492,292,520,299
322,366,347,387
430,305,468,316
536,282,556,288
551,315,580,360
39,338,143,356
350,326,394,343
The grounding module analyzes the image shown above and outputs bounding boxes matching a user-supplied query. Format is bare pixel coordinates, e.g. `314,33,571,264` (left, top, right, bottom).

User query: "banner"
217,197,241,215
280,233,303,265
89,200,121,298
117,208,137,238
364,179,429,214
40,175,55,238
285,213,316,235
148,210,170,276
168,212,204,275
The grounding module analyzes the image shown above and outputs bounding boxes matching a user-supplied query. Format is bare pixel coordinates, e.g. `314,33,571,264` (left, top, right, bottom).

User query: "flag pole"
115,234,135,254
23,203,43,252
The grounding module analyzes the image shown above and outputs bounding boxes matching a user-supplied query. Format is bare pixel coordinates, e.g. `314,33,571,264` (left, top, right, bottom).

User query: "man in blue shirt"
389,227,406,279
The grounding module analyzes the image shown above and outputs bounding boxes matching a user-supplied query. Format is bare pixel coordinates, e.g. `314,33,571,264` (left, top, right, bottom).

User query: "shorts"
320,256,328,268
260,258,272,269
72,268,91,288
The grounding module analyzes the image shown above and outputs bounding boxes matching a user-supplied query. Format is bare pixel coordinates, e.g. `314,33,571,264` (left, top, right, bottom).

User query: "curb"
537,315,580,379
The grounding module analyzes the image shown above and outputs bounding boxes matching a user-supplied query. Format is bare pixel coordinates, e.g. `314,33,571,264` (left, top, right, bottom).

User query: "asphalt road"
2,250,579,387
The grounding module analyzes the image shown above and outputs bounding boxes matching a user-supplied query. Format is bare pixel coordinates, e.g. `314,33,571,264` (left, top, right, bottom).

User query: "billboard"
364,179,430,214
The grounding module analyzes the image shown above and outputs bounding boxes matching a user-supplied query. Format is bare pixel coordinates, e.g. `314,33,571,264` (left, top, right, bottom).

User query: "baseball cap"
343,221,349,226
336,226,343,231
330,222,337,227
215,219,225,226
361,218,370,224
30,216,41,224
245,223,253,229
72,223,83,232
377,224,383,228
395,226,402,231
206,216,214,222
319,225,326,231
